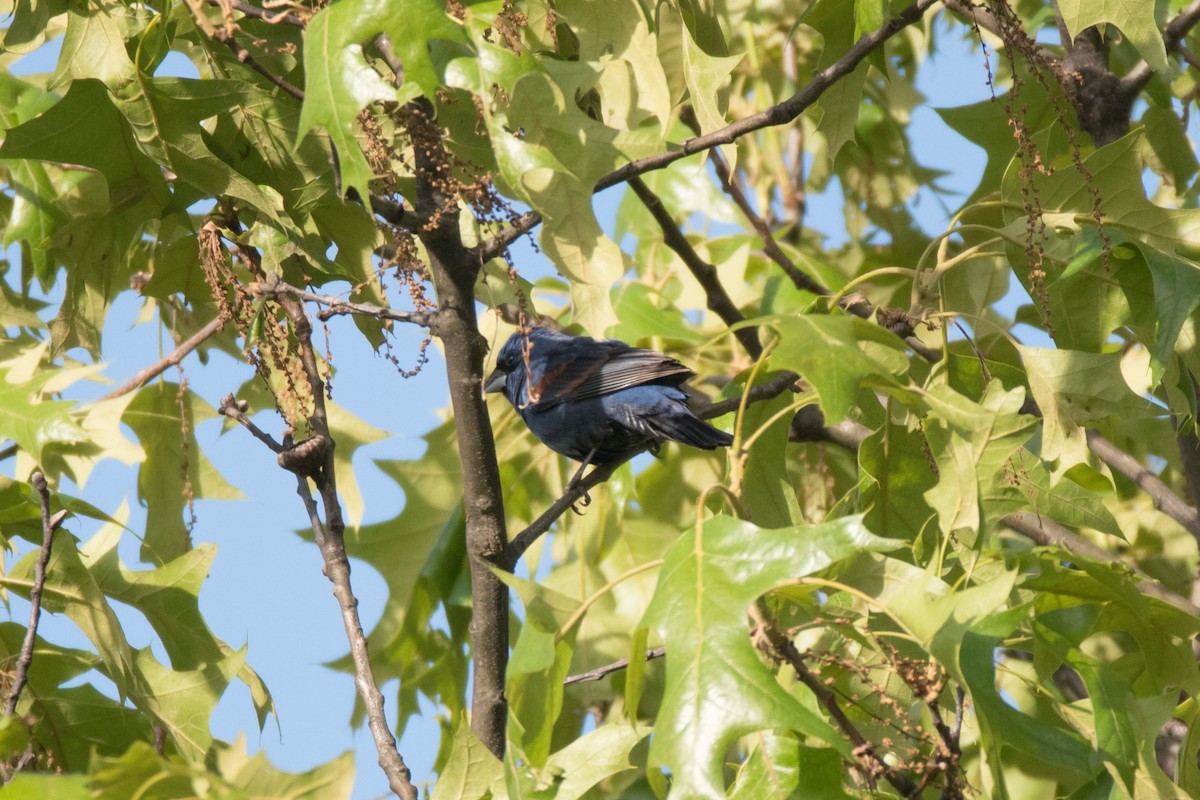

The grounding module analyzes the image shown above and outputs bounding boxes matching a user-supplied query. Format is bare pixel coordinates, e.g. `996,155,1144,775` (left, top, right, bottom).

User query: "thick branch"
402,98,510,757
1085,429,1200,544
594,0,939,193
102,315,229,401
4,474,67,717
1002,511,1200,617
627,176,763,360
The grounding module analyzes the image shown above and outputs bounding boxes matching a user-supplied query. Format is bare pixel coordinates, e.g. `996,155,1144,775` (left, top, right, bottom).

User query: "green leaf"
112,77,284,222
123,383,243,566
763,314,909,423
81,523,275,729
501,570,580,766
542,722,652,800
921,383,1037,533
739,389,801,527
859,416,937,540
0,366,87,461
51,0,137,88
641,515,901,799
1137,244,1200,369
728,733,805,800
1058,0,1168,73
131,646,243,761
1018,345,1157,465
1011,455,1124,539
805,0,869,157
0,79,167,208
2,775,92,799
3,530,138,701
679,21,742,168
608,283,706,345
432,720,502,800
298,0,464,201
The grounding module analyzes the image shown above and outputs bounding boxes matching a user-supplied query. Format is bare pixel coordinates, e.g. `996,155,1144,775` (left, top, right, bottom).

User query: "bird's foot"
570,490,592,515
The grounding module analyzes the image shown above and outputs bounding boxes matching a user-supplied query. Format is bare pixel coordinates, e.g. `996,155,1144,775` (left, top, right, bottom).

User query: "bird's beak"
484,369,507,394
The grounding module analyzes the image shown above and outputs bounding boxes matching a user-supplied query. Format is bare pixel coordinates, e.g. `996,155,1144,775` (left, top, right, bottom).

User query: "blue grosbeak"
485,327,732,471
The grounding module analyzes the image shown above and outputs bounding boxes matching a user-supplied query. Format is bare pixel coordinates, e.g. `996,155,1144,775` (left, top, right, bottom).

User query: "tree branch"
1084,429,1200,544
208,26,305,100
696,116,827,296
402,98,511,757
563,647,666,686
4,473,68,718
751,602,920,796
478,211,542,263
1002,511,1200,617
205,0,305,27
255,278,436,329
101,315,230,401
593,0,939,193
790,411,1200,616
626,175,763,360
505,461,620,565
217,228,418,799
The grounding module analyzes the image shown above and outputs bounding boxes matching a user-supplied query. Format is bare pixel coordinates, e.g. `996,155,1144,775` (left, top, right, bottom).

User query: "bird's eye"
502,353,517,370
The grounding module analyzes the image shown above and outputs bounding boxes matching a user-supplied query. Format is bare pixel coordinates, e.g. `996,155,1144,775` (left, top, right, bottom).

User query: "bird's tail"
653,412,734,451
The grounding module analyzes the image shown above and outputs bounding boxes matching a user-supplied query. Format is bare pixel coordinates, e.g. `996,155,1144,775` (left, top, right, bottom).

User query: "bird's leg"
569,449,597,514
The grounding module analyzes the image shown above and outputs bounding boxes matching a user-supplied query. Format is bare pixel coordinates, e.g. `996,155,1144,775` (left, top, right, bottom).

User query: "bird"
484,327,733,479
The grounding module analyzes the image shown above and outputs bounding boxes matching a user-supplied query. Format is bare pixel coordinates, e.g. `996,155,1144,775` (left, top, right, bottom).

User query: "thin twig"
680,108,826,296
218,394,284,453
594,0,939,193
626,175,763,360
102,315,229,401
5,473,68,716
205,0,305,27
751,602,920,796
563,647,666,686
221,225,419,798
211,28,305,100
478,211,542,263
942,0,1005,40
505,462,620,564
701,372,800,421
257,279,437,329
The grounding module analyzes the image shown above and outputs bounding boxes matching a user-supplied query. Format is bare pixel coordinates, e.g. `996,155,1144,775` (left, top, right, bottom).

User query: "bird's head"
485,329,536,402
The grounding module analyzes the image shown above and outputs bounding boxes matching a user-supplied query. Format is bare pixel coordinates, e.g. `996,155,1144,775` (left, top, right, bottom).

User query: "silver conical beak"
484,369,507,394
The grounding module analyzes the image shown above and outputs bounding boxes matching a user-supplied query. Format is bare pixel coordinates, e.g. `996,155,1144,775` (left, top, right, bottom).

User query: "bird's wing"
531,342,694,407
